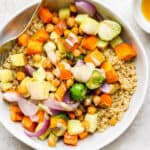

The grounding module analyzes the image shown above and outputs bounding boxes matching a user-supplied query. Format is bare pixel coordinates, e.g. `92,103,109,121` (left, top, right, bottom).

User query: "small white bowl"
0,0,149,150
133,0,150,33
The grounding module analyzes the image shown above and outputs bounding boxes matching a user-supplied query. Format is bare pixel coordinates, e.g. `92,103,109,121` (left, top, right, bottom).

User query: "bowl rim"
0,0,149,150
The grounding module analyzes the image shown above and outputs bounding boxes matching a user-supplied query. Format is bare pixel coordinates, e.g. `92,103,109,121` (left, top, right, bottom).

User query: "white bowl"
0,0,149,150
133,0,150,33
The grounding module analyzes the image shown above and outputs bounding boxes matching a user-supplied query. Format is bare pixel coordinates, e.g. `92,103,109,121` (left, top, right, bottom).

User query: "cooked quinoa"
97,49,137,132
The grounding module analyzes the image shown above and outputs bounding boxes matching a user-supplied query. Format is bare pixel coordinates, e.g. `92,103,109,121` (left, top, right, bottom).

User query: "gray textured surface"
0,0,150,150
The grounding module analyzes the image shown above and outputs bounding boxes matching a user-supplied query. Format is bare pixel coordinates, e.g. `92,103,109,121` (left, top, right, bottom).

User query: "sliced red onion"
63,92,71,103
3,92,21,102
49,108,60,115
44,98,79,112
24,117,50,137
100,83,111,93
75,0,96,17
3,92,38,116
18,97,38,116
25,64,35,76
75,60,84,67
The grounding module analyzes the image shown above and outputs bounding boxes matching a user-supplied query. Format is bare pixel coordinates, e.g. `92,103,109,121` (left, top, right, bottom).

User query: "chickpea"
16,71,25,81
73,49,81,57
67,17,75,28
109,118,117,126
66,79,74,88
64,29,71,37
52,79,60,87
52,16,59,24
46,24,54,33
93,95,101,106
72,27,79,35
17,86,27,95
75,109,83,117
42,58,52,69
87,106,97,114
33,54,42,62
70,4,77,13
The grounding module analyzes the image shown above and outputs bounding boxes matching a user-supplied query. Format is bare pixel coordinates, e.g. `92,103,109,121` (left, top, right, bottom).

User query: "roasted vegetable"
0,69,14,83
48,132,58,147
110,36,123,48
71,64,94,83
67,120,84,135
85,113,97,133
101,61,119,83
70,83,87,102
98,20,121,41
84,49,105,66
80,17,99,35
114,43,137,61
10,53,26,66
63,132,78,146
86,70,105,90
27,81,52,100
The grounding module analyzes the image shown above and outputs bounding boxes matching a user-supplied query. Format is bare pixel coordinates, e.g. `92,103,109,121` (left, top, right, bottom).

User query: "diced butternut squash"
55,82,67,101
60,69,72,80
64,132,78,146
26,40,43,55
54,20,67,36
10,53,26,67
81,36,99,50
0,69,14,83
38,6,53,24
114,43,137,61
101,61,118,83
79,131,88,139
22,116,37,132
100,94,112,108
18,33,30,47
32,29,49,43
84,49,105,66
9,105,24,122
59,63,72,80
36,110,44,123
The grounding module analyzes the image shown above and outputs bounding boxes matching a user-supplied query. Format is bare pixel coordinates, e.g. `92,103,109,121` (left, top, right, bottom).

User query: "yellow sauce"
141,0,150,21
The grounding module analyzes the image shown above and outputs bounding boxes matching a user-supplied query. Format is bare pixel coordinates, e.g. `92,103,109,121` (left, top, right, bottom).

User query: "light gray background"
0,0,150,150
